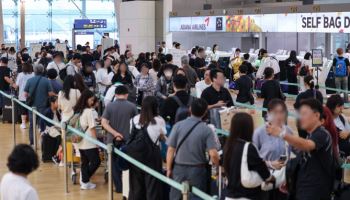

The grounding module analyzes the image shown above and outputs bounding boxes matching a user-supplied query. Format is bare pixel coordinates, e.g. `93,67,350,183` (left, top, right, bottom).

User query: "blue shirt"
49,79,63,94
24,75,53,109
253,125,292,161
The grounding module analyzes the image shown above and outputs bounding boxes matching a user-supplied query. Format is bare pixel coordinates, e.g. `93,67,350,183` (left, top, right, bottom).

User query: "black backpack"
172,96,194,123
123,120,161,166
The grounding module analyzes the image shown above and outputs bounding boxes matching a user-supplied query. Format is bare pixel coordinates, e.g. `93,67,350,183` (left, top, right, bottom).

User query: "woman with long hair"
112,62,133,86
224,113,273,200
74,90,100,190
74,73,87,93
129,96,165,199
285,50,300,95
58,75,81,122
13,63,34,129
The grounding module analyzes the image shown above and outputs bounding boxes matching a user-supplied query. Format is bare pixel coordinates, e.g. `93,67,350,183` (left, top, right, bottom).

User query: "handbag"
26,76,42,106
240,142,263,188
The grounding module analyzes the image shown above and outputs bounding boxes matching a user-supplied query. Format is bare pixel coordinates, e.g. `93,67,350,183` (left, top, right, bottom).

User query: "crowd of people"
0,40,350,200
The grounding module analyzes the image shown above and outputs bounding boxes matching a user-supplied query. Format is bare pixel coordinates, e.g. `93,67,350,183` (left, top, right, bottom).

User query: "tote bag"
240,142,263,188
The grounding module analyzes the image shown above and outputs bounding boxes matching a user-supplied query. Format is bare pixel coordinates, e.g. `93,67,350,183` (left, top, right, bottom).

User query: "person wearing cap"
47,52,65,75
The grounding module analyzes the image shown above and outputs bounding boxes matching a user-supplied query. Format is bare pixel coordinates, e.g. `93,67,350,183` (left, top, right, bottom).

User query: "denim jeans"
169,164,209,200
335,76,348,103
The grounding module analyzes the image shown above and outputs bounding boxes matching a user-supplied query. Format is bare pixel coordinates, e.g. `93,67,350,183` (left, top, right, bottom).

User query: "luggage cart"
96,125,109,183
66,142,81,184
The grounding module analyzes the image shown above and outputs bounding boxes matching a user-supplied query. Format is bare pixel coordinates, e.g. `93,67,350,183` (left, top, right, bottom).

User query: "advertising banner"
169,16,226,32
169,12,350,33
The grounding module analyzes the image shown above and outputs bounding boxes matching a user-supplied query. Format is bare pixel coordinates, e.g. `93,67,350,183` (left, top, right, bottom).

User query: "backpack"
120,121,161,169
59,65,68,81
334,57,348,77
66,112,88,143
172,95,194,123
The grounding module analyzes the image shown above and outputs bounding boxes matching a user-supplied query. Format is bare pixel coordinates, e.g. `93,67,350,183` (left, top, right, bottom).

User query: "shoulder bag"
240,142,264,188
26,76,42,107
171,121,201,169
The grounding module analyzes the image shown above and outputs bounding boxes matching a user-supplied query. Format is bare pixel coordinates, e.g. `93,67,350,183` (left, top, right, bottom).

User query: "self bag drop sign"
298,13,350,33
169,12,350,33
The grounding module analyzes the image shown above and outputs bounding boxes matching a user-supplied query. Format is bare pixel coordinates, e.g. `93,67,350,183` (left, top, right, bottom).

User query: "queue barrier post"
11,95,16,147
61,122,69,194
182,181,190,200
107,143,113,200
32,107,37,152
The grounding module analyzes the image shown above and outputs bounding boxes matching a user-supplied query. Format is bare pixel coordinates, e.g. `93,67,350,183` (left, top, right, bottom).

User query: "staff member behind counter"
201,68,234,109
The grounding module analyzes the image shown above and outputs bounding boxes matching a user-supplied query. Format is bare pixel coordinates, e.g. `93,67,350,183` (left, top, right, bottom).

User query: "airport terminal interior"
2,0,350,200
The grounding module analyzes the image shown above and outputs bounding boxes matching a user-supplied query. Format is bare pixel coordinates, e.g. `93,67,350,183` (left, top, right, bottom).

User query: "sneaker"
52,156,60,165
20,123,26,129
59,161,64,167
80,182,96,190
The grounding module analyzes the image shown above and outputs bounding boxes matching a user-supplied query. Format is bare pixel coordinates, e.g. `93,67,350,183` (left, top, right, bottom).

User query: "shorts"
19,101,28,115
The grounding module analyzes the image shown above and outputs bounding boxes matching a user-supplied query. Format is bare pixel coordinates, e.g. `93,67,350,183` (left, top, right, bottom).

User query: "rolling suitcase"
2,96,20,123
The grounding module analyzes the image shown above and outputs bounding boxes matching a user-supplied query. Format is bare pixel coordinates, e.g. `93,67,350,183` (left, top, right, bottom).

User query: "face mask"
164,71,173,78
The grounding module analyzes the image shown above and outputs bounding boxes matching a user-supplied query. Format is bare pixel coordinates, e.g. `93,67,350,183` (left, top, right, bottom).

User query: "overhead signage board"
169,12,350,33
74,19,107,29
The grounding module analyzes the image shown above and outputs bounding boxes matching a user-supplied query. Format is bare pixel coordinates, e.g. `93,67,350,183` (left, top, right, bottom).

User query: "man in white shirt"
256,49,280,80
47,53,65,75
66,53,82,76
195,69,211,98
0,144,39,200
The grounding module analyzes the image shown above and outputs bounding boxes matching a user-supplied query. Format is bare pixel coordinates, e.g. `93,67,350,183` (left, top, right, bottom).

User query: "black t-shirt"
194,57,206,69
294,89,323,110
260,80,283,108
160,90,191,126
242,61,255,75
296,126,334,200
235,75,253,104
201,85,234,107
0,66,11,91
225,140,270,200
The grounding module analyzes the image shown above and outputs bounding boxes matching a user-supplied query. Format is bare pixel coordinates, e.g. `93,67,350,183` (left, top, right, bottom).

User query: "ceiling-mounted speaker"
203,4,212,10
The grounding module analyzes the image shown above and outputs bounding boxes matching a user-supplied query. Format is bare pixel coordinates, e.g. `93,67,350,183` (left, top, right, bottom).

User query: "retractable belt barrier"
0,90,216,200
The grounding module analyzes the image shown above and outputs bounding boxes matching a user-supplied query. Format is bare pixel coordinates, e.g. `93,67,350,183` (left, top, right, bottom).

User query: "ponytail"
304,75,314,89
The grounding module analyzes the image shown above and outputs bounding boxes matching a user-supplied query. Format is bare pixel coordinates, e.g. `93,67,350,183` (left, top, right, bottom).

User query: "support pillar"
325,33,332,58
114,0,121,38
81,0,86,18
309,33,315,50
259,32,266,49
0,0,4,44
20,0,25,49
163,0,172,50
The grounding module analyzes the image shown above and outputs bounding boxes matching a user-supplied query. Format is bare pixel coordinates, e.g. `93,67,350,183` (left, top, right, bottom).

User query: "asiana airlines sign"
169,12,350,33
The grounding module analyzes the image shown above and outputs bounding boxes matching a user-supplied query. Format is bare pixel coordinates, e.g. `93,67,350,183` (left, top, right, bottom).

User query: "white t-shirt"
78,108,97,150
195,80,211,98
16,72,34,101
128,65,140,80
2,53,17,71
46,61,66,74
0,172,39,200
103,83,123,107
107,71,116,84
256,56,280,79
96,68,110,94
130,115,166,145
58,89,81,122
